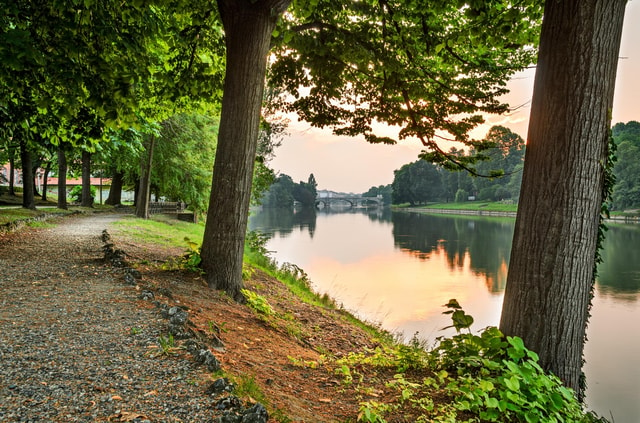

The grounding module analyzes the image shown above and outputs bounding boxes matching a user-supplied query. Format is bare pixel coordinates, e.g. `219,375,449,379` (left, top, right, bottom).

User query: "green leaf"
485,397,499,408
504,376,520,391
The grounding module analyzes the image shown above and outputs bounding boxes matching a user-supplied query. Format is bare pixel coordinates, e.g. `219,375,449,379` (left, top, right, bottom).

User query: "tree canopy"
271,0,541,171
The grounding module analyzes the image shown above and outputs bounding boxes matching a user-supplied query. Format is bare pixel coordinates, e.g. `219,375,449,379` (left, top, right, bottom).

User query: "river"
248,207,640,422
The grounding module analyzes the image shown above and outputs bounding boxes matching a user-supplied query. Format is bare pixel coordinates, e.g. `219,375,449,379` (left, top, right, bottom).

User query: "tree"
1,1,225,212
18,139,35,209
306,173,318,199
612,120,640,144
80,150,93,207
152,113,218,215
272,0,541,170
262,174,295,208
473,126,525,200
499,0,627,395
392,160,444,205
612,141,640,209
135,133,157,219
611,121,640,210
57,144,68,209
362,184,392,205
200,0,291,302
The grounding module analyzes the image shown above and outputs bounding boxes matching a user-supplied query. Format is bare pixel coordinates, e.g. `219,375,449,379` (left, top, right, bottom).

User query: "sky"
268,2,640,194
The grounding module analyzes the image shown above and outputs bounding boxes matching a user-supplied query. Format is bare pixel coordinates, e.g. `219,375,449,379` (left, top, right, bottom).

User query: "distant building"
0,163,122,202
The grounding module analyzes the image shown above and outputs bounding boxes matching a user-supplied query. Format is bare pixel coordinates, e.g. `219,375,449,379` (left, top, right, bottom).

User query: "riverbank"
399,202,640,223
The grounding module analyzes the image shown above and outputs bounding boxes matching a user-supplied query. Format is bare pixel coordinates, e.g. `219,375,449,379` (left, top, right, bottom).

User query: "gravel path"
0,214,217,422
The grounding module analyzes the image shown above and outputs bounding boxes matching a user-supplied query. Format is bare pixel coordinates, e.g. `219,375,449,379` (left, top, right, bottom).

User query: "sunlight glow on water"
249,208,640,422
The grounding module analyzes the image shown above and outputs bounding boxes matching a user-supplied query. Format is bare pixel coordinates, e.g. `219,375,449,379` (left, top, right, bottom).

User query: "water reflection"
250,207,317,238
392,213,514,293
597,224,640,298
248,208,640,422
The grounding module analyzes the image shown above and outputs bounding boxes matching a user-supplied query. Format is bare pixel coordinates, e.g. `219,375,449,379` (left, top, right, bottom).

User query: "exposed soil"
110,217,391,422
0,212,420,422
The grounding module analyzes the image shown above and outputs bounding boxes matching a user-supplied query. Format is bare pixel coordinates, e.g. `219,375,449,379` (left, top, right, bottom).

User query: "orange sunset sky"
270,2,640,193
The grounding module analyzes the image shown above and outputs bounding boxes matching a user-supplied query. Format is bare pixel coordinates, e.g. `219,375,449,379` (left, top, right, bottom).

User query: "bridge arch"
315,196,383,209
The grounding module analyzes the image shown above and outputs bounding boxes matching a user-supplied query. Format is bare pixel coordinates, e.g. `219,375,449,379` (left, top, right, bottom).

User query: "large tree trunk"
200,0,290,302
19,140,35,210
105,170,124,206
81,150,92,207
57,146,68,210
499,0,626,395
135,135,155,219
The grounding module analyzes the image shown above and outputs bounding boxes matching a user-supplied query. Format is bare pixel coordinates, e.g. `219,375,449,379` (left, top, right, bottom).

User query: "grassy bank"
398,201,518,213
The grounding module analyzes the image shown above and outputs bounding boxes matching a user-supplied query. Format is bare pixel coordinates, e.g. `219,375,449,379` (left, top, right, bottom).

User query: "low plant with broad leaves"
348,300,609,422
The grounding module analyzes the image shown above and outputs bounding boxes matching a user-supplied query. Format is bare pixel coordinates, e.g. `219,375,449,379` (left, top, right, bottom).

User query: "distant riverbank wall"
404,207,517,218
404,207,640,223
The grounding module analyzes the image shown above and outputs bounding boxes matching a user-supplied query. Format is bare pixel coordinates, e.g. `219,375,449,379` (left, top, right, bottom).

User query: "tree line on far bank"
375,121,640,209
260,173,318,208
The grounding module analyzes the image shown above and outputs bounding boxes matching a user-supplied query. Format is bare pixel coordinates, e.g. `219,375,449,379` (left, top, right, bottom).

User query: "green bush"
69,185,96,203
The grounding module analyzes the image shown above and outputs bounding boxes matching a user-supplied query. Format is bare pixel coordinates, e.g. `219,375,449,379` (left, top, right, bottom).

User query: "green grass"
409,201,518,213
0,207,76,225
112,214,205,247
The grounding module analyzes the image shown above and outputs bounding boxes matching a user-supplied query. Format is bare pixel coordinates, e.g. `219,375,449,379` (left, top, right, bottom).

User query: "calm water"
249,207,640,422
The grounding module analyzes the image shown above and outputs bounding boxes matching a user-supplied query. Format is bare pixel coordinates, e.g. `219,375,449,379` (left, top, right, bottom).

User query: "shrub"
69,185,96,203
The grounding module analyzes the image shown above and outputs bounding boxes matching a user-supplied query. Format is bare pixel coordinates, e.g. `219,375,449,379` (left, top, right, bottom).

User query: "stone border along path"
0,213,267,423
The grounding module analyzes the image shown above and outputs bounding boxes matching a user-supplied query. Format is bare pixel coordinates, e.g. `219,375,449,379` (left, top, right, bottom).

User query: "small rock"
139,290,154,301
241,403,268,423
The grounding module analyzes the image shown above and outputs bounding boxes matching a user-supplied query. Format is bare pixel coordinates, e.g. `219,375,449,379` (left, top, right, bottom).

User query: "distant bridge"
315,196,383,209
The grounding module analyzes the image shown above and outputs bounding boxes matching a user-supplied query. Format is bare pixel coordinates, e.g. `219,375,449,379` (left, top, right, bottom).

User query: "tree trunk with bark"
19,140,35,210
41,161,51,202
81,150,93,207
200,0,290,302
8,147,16,196
135,135,156,219
499,0,626,395
105,170,124,206
57,146,68,210
32,156,42,198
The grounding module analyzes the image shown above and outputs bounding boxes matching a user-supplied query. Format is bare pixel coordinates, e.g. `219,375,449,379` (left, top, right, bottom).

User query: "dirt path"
0,214,215,422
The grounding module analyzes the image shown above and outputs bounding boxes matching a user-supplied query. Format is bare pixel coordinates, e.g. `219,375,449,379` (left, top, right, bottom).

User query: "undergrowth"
298,300,609,423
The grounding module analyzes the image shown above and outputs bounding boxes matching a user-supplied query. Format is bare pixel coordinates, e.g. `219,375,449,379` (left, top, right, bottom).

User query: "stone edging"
100,229,269,423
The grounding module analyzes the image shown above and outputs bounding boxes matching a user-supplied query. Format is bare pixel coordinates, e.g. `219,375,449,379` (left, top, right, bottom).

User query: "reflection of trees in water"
597,224,640,296
250,208,640,298
391,212,514,293
315,206,393,226
248,207,317,238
